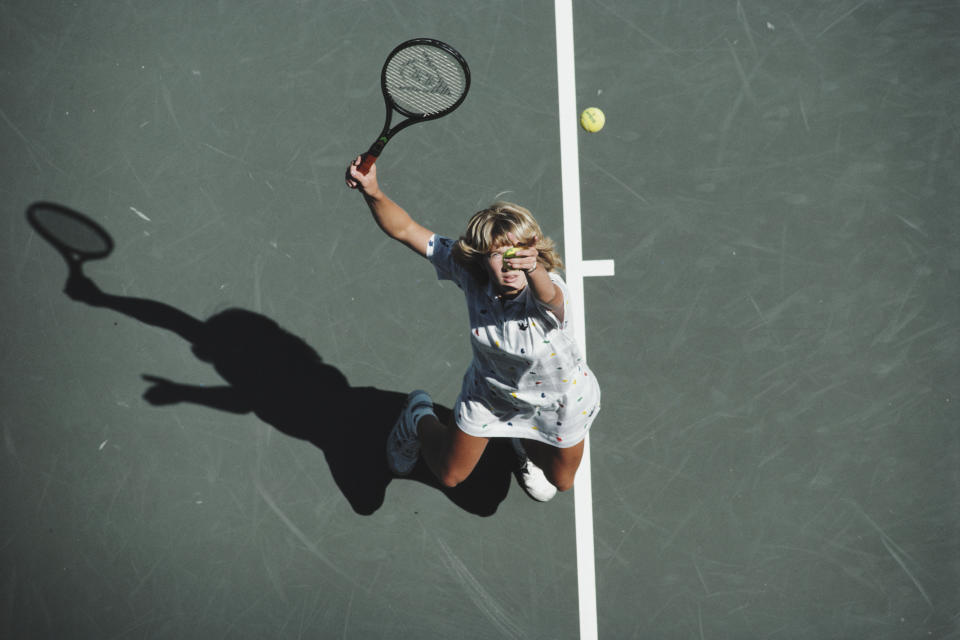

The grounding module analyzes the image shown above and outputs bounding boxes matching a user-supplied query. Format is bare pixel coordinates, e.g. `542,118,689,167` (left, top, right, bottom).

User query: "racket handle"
357,153,378,175
358,137,388,175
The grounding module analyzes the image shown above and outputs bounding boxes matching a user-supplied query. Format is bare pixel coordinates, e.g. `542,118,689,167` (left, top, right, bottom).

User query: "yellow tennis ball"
580,107,605,132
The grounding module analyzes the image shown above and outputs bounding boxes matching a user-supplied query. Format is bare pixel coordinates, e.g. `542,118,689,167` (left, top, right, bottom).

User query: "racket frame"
358,37,470,174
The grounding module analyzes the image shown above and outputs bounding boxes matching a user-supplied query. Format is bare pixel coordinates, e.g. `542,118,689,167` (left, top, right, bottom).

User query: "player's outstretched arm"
346,156,433,258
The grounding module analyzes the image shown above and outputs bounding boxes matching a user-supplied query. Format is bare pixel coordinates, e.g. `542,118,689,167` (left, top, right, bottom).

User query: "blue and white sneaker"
387,390,434,475
512,438,558,502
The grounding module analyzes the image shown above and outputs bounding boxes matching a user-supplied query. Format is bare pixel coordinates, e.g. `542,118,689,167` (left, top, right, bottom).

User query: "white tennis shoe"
512,438,558,502
387,390,434,476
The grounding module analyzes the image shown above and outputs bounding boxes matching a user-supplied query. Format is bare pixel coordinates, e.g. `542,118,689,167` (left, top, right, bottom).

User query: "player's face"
485,245,527,298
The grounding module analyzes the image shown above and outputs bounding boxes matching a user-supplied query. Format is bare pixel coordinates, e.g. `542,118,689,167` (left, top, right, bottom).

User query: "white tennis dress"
427,235,601,448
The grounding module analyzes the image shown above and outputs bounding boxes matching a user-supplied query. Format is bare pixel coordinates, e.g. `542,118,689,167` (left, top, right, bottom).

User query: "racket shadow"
31,203,513,517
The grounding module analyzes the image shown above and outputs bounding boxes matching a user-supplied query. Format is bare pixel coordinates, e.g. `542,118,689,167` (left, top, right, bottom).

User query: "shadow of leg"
321,390,514,516
405,405,515,517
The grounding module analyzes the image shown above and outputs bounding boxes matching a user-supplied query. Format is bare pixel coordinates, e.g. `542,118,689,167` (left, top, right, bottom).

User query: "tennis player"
347,157,600,501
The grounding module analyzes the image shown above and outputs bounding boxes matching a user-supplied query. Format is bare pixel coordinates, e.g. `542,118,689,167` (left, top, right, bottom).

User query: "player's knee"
541,468,575,492
543,459,580,492
553,475,575,493
438,467,468,488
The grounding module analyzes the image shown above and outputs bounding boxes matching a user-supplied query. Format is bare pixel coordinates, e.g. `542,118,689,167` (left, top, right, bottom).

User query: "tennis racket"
355,38,470,175
27,202,114,266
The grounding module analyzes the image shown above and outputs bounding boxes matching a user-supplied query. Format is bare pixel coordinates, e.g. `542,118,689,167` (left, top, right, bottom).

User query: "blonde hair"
452,202,563,281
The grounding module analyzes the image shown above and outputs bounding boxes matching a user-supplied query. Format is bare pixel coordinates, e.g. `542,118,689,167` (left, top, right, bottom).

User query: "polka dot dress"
428,235,601,448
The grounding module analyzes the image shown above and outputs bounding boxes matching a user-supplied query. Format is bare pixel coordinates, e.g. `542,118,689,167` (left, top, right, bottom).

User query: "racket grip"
358,136,388,175
357,153,378,175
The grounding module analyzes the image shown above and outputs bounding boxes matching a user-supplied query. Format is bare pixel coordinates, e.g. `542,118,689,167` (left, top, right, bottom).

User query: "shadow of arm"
66,268,205,344
142,375,253,414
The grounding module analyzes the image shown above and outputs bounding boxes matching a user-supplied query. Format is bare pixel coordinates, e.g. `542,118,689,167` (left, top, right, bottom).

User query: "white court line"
554,2,614,639
582,259,616,278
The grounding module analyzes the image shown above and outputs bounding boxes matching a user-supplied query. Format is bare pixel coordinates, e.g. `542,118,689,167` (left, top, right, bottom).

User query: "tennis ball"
580,107,605,132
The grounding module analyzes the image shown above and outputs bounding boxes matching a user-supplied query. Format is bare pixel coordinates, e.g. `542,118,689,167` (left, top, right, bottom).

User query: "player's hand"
142,375,184,405
64,268,106,305
345,155,381,197
505,232,539,273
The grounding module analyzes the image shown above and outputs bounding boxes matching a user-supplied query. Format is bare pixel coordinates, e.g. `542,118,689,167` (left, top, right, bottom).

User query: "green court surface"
2,1,958,638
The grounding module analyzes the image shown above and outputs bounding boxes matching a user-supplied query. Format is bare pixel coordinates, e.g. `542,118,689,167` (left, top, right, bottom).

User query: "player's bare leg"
417,414,489,488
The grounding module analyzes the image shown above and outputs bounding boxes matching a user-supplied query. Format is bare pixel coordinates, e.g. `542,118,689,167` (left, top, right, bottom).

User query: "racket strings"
384,45,467,116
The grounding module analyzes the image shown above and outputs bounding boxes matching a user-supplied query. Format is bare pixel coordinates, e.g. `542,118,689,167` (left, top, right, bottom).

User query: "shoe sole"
386,390,430,476
387,418,417,476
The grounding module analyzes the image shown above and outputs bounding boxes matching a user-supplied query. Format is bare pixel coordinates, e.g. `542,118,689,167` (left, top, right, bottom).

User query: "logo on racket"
397,52,453,97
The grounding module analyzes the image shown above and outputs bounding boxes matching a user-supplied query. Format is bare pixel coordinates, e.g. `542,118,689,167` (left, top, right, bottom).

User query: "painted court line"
554,1,615,638
582,259,616,278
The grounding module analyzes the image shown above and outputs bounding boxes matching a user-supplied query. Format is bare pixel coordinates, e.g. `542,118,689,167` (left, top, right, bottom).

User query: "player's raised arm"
345,156,433,258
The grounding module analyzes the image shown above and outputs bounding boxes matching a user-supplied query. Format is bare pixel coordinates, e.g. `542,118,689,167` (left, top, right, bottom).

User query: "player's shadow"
32,203,514,516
